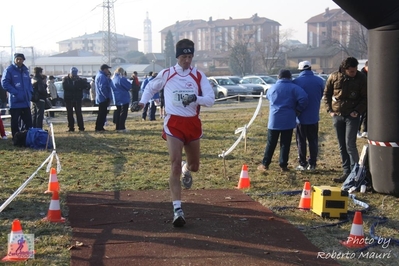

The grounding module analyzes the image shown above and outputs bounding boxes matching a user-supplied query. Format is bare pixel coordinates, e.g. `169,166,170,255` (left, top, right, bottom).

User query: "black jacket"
32,75,48,102
62,75,86,102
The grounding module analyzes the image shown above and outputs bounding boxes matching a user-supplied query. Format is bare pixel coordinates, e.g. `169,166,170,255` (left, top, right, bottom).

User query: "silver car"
227,76,264,95
207,76,248,100
242,75,277,94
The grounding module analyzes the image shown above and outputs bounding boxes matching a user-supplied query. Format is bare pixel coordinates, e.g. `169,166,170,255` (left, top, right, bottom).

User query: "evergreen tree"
125,50,146,64
164,31,176,67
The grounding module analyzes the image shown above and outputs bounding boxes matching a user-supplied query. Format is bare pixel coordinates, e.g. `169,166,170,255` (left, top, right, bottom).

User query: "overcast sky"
0,0,341,57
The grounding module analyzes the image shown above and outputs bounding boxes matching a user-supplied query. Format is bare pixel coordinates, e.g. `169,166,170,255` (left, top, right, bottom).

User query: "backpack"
342,145,372,192
25,128,53,150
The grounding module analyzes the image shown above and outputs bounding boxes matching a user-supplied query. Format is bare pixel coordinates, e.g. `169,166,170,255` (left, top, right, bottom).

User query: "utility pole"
102,0,118,65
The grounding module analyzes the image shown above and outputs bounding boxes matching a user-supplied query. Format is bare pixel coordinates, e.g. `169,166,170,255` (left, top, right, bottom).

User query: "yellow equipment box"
311,185,349,219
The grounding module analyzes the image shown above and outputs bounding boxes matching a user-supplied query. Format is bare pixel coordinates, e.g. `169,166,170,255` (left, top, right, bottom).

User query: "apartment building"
286,8,368,73
57,31,140,55
306,8,364,48
160,13,281,53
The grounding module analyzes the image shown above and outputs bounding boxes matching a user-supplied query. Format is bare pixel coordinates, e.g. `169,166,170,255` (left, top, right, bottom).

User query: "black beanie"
14,53,25,60
278,69,292,79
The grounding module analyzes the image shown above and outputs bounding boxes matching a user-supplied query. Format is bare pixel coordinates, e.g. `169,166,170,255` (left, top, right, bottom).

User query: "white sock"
173,200,181,210
182,162,189,174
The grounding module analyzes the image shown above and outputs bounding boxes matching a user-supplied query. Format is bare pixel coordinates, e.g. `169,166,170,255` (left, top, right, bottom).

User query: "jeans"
296,123,319,166
262,129,293,168
95,100,109,131
65,100,84,131
333,115,360,174
114,103,129,130
0,99,7,115
31,100,45,129
149,100,157,121
10,108,32,138
130,89,139,102
359,112,367,132
141,102,150,120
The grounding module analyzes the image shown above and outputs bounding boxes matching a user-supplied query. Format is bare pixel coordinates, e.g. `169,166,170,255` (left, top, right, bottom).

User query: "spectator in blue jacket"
111,67,131,132
95,64,113,132
140,71,153,121
148,72,159,121
293,61,325,171
1,53,33,141
257,69,308,172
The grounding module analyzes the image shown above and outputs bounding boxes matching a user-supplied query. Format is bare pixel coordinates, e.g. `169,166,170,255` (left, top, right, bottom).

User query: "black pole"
368,26,399,195
333,0,399,196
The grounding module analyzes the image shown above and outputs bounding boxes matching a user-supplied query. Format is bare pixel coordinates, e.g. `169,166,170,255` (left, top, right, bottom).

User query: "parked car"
242,75,277,94
207,76,248,100
53,80,92,107
227,76,264,95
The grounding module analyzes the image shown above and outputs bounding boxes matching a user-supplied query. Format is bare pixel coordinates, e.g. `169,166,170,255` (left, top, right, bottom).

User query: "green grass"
0,100,398,265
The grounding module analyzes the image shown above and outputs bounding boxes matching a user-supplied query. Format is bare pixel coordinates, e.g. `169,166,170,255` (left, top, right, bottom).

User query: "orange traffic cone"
2,219,33,261
42,191,66,223
45,167,60,193
340,211,366,248
236,164,250,189
298,181,311,210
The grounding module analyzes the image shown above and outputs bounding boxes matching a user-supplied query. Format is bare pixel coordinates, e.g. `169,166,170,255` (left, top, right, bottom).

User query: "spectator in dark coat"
324,57,367,183
130,71,140,102
62,67,86,132
31,67,48,129
358,60,368,138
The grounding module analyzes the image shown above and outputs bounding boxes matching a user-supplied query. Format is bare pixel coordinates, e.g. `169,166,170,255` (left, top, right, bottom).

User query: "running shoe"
181,161,193,189
173,208,186,227
296,165,307,171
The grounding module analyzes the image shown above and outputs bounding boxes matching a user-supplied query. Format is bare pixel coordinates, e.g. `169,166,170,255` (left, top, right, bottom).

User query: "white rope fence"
217,94,264,179
218,93,263,158
0,119,61,213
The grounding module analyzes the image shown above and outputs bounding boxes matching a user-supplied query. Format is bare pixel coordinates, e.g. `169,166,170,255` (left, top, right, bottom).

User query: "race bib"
172,89,194,106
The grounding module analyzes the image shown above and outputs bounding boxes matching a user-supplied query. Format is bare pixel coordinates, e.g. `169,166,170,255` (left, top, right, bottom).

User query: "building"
159,14,280,74
286,46,344,74
284,8,368,73
160,14,280,53
57,31,140,56
306,8,367,50
32,49,163,77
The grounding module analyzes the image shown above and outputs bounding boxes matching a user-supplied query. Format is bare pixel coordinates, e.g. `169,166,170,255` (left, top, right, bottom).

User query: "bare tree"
227,29,255,76
253,29,293,74
328,21,368,59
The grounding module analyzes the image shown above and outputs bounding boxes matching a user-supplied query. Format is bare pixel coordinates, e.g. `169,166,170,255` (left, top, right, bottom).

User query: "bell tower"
143,11,152,53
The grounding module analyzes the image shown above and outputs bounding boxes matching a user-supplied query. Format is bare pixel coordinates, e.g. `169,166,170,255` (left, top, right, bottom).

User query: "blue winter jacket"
112,74,131,105
266,79,308,130
141,76,158,103
1,63,32,109
95,70,113,104
293,70,325,125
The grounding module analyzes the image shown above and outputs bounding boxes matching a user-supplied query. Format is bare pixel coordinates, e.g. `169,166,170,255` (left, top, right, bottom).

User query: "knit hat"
14,53,25,60
278,69,292,79
100,64,112,71
70,67,78,75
